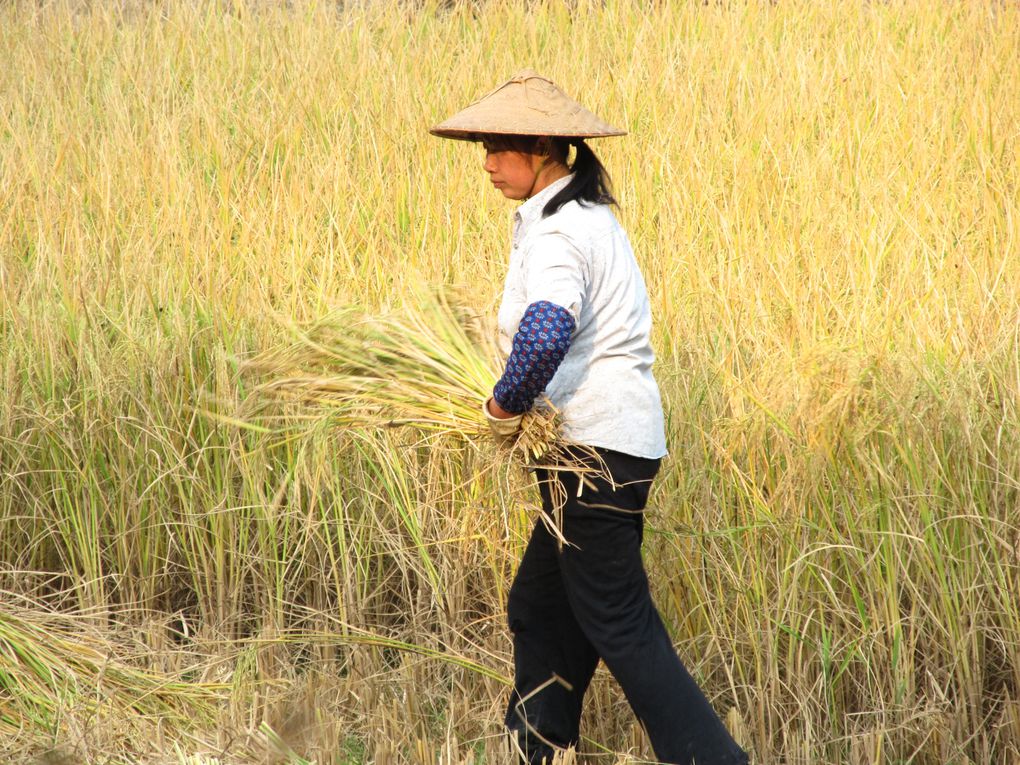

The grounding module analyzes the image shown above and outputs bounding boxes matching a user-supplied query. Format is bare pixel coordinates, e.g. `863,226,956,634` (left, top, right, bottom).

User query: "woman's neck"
528,163,570,199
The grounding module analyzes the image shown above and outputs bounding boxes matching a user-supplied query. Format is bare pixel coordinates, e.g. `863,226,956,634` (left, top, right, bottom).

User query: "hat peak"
507,68,552,84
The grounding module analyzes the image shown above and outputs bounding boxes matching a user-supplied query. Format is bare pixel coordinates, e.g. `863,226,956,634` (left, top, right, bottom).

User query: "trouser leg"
550,450,748,765
505,514,599,763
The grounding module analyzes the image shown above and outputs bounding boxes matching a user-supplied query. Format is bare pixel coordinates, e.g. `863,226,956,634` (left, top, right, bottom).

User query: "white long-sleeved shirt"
496,174,668,459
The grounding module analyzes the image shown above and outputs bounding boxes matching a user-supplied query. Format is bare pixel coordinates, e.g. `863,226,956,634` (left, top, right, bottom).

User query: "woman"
431,70,749,765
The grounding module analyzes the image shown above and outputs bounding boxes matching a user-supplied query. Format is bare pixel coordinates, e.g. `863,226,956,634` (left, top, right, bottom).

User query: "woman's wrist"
487,397,518,420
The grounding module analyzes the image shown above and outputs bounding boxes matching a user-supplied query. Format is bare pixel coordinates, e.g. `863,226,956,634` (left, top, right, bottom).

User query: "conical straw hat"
430,69,626,142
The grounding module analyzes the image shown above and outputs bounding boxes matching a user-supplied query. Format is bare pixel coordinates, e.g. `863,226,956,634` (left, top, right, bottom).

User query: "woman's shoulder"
532,199,619,242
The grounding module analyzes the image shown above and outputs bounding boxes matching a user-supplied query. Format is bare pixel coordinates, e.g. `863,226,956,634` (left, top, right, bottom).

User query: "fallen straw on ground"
0,606,225,748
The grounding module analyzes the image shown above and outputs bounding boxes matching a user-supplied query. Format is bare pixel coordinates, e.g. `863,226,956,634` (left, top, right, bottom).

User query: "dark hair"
542,138,617,218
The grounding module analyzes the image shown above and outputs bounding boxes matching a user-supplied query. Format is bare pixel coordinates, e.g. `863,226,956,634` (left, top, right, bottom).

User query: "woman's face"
481,136,544,201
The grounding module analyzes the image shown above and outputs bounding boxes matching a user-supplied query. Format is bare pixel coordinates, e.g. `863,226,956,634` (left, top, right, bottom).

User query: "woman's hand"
482,397,523,446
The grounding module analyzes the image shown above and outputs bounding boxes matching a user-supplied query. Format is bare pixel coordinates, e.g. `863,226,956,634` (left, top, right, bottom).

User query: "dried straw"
242,289,609,538
0,606,224,744
245,289,578,462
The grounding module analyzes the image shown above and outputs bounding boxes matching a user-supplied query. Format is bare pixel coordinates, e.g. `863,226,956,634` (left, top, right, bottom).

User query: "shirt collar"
512,173,575,243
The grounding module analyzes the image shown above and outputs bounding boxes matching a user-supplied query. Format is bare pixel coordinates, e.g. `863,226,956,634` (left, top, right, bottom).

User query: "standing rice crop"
1,0,1018,761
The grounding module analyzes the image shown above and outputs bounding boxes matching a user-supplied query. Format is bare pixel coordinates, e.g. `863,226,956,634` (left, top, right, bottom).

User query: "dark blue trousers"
504,448,749,765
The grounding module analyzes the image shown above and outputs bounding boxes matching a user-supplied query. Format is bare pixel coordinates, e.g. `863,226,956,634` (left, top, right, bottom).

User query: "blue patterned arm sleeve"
492,300,576,415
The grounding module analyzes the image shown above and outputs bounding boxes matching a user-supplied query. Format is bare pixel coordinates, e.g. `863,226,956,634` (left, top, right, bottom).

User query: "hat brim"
429,125,627,142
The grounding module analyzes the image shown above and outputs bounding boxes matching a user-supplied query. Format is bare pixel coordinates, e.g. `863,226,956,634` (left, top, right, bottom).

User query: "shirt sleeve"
492,300,576,415
522,231,588,325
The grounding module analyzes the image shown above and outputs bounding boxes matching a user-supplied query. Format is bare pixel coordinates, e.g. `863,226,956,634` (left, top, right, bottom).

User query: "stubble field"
1,1,1019,763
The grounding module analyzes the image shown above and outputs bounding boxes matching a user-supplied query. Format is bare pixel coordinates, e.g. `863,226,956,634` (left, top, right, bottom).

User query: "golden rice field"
2,1,1019,762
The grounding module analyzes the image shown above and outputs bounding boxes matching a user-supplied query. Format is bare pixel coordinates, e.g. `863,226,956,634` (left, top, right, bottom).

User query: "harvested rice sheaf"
242,291,609,543
246,289,586,466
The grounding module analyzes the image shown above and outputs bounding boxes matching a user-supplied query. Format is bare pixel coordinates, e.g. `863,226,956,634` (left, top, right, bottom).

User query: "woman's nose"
483,151,497,173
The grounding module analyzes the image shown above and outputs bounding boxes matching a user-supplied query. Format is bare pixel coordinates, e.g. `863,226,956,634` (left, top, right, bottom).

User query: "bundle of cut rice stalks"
244,289,568,464
240,290,609,539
